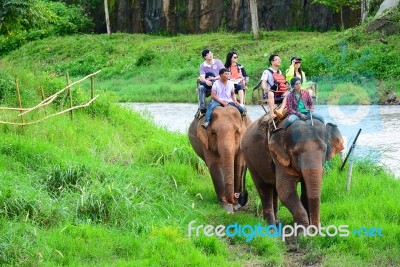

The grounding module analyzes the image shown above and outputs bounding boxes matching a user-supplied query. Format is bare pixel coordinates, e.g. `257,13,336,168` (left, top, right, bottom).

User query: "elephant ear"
269,128,290,166
326,123,345,160
197,122,209,150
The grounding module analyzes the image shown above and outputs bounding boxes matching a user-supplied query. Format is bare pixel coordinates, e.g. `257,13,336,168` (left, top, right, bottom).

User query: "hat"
202,49,211,58
291,56,302,63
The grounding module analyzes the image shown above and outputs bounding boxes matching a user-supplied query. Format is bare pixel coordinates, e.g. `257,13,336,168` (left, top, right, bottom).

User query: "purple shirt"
286,89,314,117
199,59,224,77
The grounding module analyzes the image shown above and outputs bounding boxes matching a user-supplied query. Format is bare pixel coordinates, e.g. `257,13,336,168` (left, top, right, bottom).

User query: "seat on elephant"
251,79,286,106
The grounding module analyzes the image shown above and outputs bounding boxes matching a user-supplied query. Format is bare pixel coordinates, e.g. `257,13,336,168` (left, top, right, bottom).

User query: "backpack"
267,69,287,93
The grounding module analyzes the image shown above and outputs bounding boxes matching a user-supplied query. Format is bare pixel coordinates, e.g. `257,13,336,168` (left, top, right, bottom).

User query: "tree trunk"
340,7,344,30
361,0,370,22
104,0,111,35
249,0,259,39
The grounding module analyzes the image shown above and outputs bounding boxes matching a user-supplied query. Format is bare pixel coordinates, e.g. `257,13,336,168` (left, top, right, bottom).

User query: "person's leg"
228,102,244,114
234,84,245,106
204,100,221,123
267,91,275,116
308,112,325,124
198,84,207,112
284,114,300,128
275,96,287,118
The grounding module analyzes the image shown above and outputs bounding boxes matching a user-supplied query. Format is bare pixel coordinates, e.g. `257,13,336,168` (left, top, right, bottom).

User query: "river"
123,103,400,178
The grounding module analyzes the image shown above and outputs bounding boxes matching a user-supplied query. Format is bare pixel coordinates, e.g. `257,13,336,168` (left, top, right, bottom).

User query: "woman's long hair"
293,65,304,84
225,51,236,69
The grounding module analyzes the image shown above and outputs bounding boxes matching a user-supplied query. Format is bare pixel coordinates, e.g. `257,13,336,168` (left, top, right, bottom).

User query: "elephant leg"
300,181,310,223
273,187,279,224
250,172,276,225
208,161,226,204
276,172,309,227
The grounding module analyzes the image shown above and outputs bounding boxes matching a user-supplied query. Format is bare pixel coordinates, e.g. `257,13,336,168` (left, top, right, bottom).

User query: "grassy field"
0,31,399,266
2,30,400,105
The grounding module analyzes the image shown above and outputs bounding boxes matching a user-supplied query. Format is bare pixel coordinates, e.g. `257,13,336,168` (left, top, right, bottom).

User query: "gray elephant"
241,115,344,226
188,106,252,212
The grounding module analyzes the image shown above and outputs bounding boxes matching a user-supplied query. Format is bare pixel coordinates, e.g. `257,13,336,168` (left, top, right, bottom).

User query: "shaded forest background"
64,0,380,34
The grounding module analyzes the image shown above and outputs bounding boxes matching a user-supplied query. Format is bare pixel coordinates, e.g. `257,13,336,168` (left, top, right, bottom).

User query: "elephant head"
188,106,251,212
268,120,344,226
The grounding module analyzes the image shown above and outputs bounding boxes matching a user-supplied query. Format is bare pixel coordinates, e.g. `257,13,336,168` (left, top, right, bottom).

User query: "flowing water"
123,103,400,178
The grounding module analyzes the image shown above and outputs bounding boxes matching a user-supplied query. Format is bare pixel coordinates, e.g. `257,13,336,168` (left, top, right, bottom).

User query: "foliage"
0,0,93,55
311,0,361,13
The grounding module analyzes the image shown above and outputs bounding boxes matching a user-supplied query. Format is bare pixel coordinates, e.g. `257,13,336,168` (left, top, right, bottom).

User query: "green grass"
2,30,400,105
0,31,399,266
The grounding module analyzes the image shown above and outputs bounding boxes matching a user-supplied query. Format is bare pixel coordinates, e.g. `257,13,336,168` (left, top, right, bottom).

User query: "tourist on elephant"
224,51,249,107
284,77,324,128
201,68,245,129
261,54,288,119
275,57,310,118
285,56,306,84
197,49,225,114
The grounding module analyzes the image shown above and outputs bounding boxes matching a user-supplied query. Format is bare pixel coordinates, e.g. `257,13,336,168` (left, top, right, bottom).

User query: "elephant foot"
263,209,276,226
219,202,234,213
233,203,242,212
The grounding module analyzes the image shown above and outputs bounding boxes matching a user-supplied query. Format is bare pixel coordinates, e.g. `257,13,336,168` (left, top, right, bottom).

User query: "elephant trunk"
219,136,237,204
299,151,324,226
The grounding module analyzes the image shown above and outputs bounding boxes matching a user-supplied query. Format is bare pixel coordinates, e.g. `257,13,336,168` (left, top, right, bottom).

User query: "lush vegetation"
0,0,400,266
0,0,93,54
1,11,399,264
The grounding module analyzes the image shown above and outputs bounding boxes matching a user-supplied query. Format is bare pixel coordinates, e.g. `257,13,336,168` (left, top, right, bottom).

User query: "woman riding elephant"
188,105,251,212
241,115,344,226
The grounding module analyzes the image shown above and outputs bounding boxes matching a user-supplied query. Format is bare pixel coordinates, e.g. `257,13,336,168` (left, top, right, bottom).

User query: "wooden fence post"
346,147,355,192
15,79,25,127
39,86,47,115
91,76,94,99
66,72,74,120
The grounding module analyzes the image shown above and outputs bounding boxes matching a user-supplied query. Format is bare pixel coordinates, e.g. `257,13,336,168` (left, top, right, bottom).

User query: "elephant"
241,115,344,226
188,106,252,212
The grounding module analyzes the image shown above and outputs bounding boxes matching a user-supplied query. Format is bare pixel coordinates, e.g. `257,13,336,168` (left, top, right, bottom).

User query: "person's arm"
304,91,314,111
240,65,249,85
261,70,271,93
230,84,239,105
286,65,294,83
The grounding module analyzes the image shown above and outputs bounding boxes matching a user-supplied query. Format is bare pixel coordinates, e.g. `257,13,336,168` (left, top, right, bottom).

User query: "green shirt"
296,93,308,113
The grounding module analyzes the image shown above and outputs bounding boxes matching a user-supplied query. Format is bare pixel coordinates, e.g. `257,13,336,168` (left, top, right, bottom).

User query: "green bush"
0,1,93,55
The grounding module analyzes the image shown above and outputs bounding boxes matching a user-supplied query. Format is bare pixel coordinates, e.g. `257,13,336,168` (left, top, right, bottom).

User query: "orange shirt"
230,65,242,80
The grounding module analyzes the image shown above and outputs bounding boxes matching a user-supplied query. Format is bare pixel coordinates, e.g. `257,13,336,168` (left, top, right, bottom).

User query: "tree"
312,0,360,30
0,0,34,34
361,0,371,22
104,0,111,35
249,0,259,39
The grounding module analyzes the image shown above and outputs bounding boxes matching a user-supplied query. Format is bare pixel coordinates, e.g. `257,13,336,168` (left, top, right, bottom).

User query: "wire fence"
0,70,101,126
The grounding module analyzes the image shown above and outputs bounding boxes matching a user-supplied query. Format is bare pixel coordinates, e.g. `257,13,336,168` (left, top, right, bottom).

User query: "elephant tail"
237,168,248,207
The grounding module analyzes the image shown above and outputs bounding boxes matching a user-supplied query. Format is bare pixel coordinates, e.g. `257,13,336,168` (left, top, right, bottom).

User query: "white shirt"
212,80,235,103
